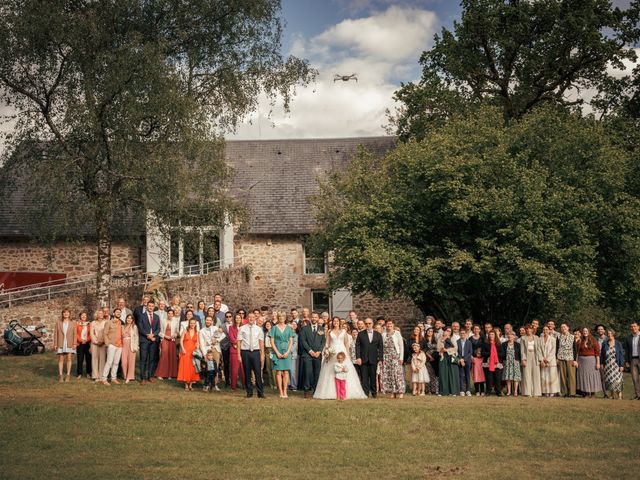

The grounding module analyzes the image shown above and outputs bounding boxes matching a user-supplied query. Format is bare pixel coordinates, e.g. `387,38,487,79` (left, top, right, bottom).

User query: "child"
203,350,217,393
333,352,348,401
410,343,429,396
472,347,486,396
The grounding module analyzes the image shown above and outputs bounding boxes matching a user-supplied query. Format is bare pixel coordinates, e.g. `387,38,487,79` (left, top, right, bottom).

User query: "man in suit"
625,322,640,400
219,311,234,387
133,294,151,326
355,317,383,398
138,299,161,385
300,312,324,398
457,328,473,396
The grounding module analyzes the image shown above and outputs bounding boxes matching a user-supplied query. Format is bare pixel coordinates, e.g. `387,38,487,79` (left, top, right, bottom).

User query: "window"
169,228,219,276
304,245,326,275
311,290,330,314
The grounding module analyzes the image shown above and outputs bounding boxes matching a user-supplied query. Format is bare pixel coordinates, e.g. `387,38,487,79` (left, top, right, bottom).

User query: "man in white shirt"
237,313,265,398
207,293,229,313
451,322,461,343
116,298,132,325
199,316,225,391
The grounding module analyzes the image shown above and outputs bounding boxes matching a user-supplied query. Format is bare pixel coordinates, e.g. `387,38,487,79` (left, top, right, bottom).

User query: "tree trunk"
96,212,112,307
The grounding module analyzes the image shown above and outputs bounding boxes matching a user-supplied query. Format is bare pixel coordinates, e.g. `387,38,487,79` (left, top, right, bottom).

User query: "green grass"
0,353,639,480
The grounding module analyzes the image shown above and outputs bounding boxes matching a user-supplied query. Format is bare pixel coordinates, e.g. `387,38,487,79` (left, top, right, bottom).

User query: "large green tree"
389,0,640,141
312,106,640,326
0,0,315,303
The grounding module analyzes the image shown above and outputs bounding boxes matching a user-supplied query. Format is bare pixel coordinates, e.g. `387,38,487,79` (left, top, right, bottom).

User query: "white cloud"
231,5,437,140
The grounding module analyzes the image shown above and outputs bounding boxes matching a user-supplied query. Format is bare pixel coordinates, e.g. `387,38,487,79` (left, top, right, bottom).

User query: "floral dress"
425,343,439,394
503,343,521,381
381,335,405,394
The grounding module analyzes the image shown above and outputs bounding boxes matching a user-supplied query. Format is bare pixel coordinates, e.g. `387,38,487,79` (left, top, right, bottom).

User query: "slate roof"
225,136,396,234
0,136,396,237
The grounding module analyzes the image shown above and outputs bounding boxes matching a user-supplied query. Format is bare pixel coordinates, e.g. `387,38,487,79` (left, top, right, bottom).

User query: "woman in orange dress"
178,318,200,390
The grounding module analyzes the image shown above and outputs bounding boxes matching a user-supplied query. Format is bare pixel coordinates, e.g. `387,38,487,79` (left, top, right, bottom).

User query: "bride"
313,317,367,399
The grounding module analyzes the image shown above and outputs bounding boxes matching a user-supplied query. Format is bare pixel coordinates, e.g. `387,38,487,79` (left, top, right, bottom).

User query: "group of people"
51,293,640,401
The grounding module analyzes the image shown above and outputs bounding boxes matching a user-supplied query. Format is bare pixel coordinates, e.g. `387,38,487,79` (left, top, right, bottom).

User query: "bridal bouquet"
322,346,336,362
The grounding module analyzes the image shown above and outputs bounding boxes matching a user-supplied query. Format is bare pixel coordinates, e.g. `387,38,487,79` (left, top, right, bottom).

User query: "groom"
300,312,324,398
356,317,383,398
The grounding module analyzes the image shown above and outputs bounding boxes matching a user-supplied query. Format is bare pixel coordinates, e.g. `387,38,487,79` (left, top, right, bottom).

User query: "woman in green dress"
269,312,295,399
437,327,460,396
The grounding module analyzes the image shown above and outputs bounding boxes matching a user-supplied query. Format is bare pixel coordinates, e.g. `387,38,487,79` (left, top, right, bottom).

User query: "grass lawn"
0,353,638,480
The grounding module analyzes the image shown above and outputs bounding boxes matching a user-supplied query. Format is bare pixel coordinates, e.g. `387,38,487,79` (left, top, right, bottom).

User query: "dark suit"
300,323,324,393
356,330,383,397
138,311,161,380
457,338,473,393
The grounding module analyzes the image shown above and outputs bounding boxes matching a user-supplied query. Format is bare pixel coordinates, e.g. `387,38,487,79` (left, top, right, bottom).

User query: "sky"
230,0,462,140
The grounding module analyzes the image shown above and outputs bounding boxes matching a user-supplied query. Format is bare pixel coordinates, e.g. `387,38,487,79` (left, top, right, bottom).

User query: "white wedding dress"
313,330,367,400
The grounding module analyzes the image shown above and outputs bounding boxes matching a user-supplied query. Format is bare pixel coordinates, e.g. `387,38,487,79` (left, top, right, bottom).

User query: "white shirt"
334,362,347,380
238,324,264,351
632,333,640,357
207,302,229,313
451,332,460,343
199,326,226,354
367,329,373,342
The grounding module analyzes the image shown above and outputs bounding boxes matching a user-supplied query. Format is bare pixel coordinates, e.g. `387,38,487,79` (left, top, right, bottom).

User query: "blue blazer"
600,340,624,367
457,338,473,363
138,312,161,343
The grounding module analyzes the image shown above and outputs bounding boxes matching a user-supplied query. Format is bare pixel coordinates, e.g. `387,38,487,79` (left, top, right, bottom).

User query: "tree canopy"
389,0,640,141
312,106,640,326
0,0,315,302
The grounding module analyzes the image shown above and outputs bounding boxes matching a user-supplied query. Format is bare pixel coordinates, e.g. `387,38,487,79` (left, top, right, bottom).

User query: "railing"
0,265,145,308
0,258,239,309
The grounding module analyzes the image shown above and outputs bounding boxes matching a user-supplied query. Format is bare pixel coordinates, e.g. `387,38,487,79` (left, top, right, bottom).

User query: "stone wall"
0,240,143,276
0,267,251,351
235,235,423,327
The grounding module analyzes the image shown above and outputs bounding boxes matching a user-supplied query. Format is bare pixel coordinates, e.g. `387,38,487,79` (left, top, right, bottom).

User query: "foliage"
0,0,315,301
389,0,640,141
312,106,640,326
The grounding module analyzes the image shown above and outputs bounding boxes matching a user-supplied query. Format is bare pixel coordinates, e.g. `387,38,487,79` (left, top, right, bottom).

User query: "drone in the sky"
333,73,358,83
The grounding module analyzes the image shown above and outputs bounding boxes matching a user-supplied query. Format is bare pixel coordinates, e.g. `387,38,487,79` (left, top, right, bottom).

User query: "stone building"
0,136,422,323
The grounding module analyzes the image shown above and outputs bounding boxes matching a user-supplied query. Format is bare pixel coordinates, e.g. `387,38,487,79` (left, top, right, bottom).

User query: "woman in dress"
178,318,200,390
540,325,560,396
520,324,542,397
502,331,521,396
120,314,139,383
156,308,179,379
469,324,484,352
576,327,602,398
481,331,505,396
557,323,578,397
437,328,460,396
90,310,107,383
194,300,206,327
313,317,366,400
75,311,92,379
381,319,405,398
228,313,244,391
600,328,624,400
269,312,295,398
263,320,275,389
54,309,77,383
424,328,439,394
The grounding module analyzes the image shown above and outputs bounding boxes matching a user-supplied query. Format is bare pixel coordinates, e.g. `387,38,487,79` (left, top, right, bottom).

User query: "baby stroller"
3,320,46,355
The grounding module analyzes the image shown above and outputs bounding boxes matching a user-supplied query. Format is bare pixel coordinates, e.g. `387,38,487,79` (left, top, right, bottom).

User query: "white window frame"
303,245,326,275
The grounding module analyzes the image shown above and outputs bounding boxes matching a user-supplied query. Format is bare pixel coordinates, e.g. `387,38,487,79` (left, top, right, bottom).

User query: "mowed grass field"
0,353,639,480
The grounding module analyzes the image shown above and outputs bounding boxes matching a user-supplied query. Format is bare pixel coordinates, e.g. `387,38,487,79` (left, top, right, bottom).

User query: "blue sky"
232,1,464,139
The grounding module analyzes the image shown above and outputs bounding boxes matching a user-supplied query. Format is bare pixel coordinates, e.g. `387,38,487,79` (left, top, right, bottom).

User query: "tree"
0,0,315,304
389,0,640,141
312,106,640,326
